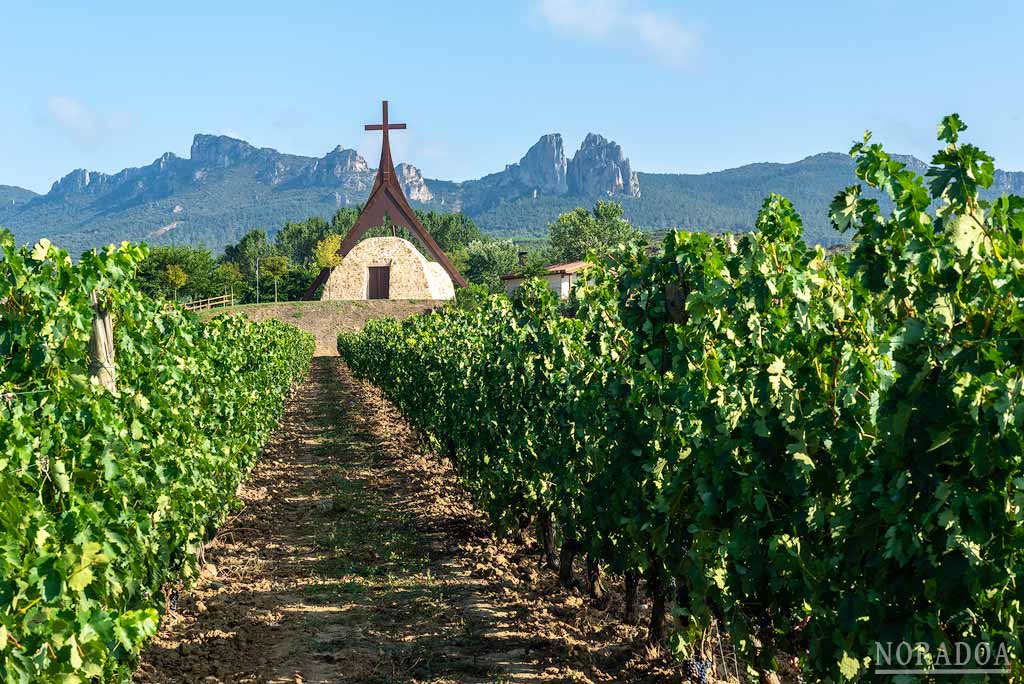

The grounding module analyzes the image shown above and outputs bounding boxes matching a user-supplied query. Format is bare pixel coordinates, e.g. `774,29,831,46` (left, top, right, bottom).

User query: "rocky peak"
322,146,369,175
49,168,108,195
190,134,257,168
993,168,1024,195
891,154,928,174
512,134,568,195
309,146,369,180
153,151,180,171
396,163,433,202
301,146,371,190
568,133,640,198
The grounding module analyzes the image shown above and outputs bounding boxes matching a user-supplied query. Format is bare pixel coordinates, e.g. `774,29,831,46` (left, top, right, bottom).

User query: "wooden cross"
365,100,406,182
300,97,469,298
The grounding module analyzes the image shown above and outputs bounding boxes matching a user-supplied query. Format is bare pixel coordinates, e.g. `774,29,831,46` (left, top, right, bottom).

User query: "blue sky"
2,1,1021,193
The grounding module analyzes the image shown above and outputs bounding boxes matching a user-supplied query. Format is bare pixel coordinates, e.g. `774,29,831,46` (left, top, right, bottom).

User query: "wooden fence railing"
183,293,235,311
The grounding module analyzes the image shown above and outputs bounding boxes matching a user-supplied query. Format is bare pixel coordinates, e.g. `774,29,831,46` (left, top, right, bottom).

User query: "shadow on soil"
137,357,649,684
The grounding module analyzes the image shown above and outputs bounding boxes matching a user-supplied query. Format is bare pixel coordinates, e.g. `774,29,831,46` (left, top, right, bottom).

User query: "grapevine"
339,115,1024,682
0,235,314,683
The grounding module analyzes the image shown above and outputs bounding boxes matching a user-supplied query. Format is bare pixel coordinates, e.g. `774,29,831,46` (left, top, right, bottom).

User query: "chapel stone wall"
321,237,454,300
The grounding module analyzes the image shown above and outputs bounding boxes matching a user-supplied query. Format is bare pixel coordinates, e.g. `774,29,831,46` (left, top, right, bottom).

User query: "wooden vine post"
89,291,117,393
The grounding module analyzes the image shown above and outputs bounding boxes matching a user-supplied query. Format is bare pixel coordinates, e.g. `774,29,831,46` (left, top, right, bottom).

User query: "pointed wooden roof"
337,100,466,287
302,101,467,299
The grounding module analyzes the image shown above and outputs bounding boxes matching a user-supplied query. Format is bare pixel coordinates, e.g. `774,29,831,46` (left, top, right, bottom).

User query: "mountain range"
2,132,1022,255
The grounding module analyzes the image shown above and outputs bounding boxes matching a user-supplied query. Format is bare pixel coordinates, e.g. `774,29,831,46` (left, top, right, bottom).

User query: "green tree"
218,262,244,301
136,245,220,300
313,234,344,267
330,207,359,235
361,214,407,242
416,210,483,252
463,239,517,293
515,251,551,278
162,264,188,300
261,255,289,302
548,200,643,263
274,216,332,266
276,263,321,302
222,228,273,279
221,229,275,302
451,282,491,311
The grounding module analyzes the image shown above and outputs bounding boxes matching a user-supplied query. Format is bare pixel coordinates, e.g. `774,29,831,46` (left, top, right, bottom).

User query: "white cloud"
46,96,128,146
535,0,697,67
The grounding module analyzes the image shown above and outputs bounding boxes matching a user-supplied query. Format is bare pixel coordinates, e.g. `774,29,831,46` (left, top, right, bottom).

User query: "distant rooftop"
501,260,590,281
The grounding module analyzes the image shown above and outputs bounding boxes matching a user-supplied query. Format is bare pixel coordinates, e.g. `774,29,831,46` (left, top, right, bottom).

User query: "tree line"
134,201,643,303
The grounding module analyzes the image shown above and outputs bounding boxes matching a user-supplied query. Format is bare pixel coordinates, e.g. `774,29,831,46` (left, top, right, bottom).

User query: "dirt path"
135,356,660,684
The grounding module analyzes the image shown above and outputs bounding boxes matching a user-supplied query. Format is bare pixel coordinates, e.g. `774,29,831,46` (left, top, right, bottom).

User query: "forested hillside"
5,132,1021,254
475,153,1024,245
0,184,37,208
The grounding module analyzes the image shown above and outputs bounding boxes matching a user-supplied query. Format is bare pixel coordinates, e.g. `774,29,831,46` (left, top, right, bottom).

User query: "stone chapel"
304,101,465,301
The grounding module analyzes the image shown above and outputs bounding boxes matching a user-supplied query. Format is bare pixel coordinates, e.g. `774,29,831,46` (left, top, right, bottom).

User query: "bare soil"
134,356,672,684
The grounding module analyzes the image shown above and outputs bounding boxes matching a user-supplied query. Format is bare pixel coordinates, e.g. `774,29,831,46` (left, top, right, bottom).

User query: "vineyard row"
0,235,315,683
338,117,1024,682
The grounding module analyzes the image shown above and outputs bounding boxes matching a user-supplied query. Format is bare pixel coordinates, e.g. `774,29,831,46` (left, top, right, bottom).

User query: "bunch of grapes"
682,656,713,684
674,576,691,607
755,612,774,639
